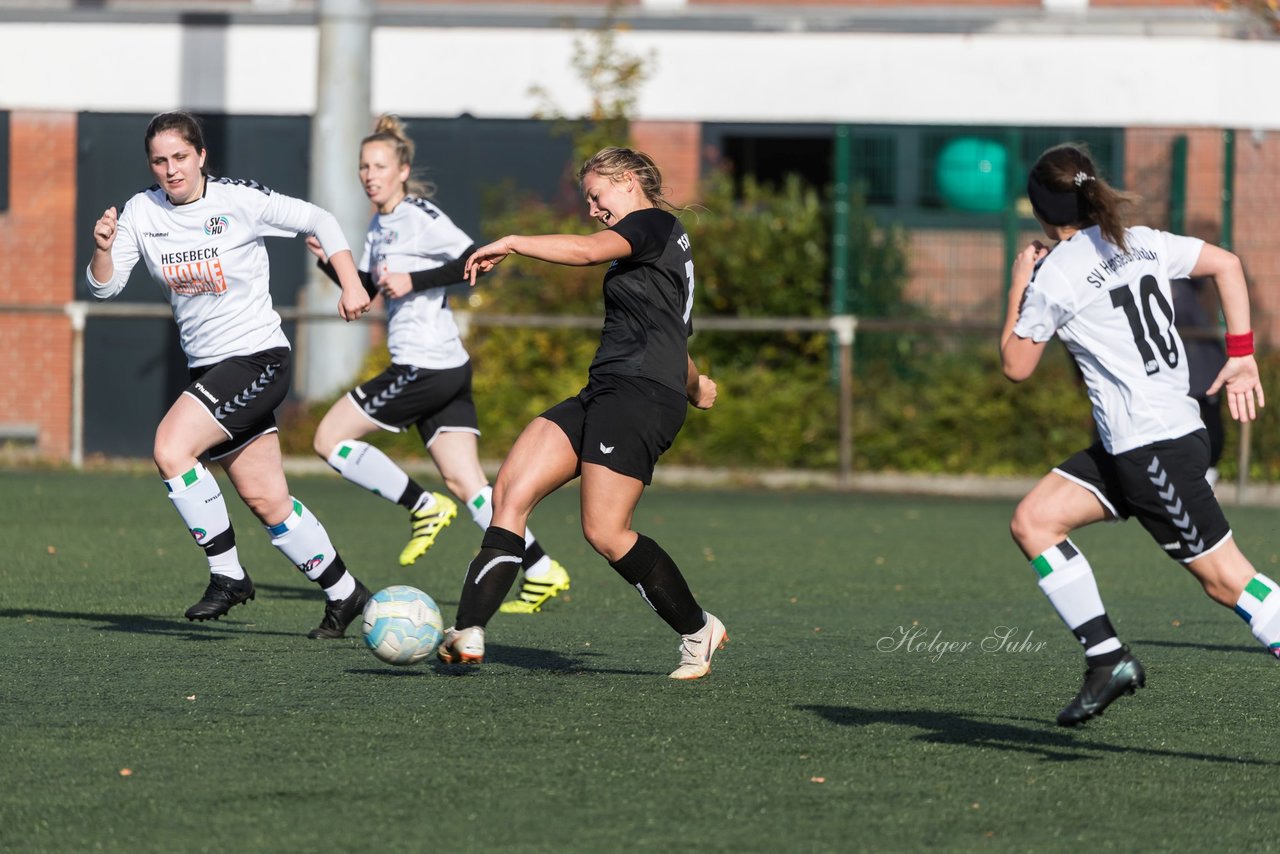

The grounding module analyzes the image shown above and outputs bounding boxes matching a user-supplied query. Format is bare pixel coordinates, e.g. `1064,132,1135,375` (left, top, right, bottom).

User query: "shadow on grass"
799,705,1277,765
252,582,320,601
350,644,656,678
0,607,299,639
1131,638,1262,655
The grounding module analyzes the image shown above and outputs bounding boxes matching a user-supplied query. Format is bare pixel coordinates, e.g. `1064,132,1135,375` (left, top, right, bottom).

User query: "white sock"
266,498,355,601
523,555,553,579
327,440,410,506
1235,573,1280,657
164,463,243,579
1033,539,1122,658
467,485,495,529
467,485,550,578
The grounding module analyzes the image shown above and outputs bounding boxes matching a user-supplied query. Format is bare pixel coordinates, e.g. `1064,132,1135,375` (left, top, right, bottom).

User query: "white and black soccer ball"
361,585,444,666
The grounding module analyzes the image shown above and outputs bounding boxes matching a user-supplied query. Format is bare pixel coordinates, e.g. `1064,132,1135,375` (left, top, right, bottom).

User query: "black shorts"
541,373,687,485
348,362,479,448
1054,429,1231,564
186,347,291,461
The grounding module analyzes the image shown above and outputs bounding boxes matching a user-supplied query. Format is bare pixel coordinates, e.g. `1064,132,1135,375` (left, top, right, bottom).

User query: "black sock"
454,527,524,629
397,479,425,511
523,538,547,571
610,534,704,635
1075,614,1124,666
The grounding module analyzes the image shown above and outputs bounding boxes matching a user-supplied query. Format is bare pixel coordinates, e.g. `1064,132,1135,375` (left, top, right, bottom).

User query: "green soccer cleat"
1056,648,1146,726
498,560,571,614
398,492,458,566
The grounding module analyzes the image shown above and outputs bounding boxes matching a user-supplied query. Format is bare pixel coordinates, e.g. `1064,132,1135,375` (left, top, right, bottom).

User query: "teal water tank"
936,137,1007,213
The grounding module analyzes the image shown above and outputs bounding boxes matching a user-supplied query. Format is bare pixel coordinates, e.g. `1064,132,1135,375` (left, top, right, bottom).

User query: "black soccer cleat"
185,572,256,621
1056,649,1146,727
307,581,371,639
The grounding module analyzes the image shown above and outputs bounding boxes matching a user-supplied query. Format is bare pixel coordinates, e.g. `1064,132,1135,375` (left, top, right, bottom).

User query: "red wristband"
1226,331,1254,358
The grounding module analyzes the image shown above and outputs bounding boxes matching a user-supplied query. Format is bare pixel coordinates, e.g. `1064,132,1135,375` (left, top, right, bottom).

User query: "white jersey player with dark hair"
307,114,570,613
1002,142,1270,726
87,110,375,639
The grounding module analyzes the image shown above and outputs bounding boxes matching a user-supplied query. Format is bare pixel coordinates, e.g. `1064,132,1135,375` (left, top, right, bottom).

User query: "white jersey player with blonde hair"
87,110,375,639
1001,142,1271,726
307,114,570,614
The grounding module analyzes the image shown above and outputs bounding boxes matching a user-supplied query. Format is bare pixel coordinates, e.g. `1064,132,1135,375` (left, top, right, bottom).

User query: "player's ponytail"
1027,143,1135,252
144,111,208,175
362,114,433,199
578,147,671,210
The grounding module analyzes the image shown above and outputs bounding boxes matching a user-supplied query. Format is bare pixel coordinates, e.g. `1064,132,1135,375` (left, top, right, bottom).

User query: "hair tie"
1073,172,1094,187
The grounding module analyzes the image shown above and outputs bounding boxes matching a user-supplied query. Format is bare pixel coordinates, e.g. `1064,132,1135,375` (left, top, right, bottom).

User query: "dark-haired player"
87,110,373,638
1001,143,1271,725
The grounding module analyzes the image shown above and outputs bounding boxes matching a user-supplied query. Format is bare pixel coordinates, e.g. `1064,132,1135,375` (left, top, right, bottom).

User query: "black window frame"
0,111,9,213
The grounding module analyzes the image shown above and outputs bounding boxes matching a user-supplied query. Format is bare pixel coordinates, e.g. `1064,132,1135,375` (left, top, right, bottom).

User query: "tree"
528,0,654,166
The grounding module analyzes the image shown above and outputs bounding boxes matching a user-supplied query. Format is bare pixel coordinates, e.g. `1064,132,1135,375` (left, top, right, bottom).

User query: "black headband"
1026,171,1083,226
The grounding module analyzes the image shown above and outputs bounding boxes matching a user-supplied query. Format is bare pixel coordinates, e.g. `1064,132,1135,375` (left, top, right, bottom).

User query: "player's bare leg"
1012,473,1144,725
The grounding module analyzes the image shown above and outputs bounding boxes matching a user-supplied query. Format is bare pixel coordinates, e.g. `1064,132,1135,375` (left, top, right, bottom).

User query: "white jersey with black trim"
86,177,351,368
361,196,471,370
1014,225,1206,454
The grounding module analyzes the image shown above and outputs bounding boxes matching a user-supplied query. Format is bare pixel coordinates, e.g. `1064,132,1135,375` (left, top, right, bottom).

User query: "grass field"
3,469,1279,852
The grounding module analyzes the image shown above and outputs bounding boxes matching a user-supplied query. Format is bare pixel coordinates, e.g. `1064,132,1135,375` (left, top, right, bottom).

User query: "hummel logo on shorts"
354,387,367,399
194,382,219,404
600,443,615,454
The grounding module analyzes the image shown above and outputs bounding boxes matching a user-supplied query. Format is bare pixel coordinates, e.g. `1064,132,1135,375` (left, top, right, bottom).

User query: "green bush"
278,173,1276,483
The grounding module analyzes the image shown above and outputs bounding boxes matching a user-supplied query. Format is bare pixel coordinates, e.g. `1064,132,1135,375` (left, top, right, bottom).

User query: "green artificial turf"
2,470,1278,852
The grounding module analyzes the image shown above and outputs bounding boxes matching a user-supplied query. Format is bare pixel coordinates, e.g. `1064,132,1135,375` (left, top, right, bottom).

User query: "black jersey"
589,208,694,394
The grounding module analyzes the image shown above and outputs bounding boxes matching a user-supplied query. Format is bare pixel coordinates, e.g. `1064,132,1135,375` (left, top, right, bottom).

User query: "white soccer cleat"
437,625,485,665
669,613,728,680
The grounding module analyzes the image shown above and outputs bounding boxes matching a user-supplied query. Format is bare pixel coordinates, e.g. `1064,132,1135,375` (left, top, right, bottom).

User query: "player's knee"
490,478,529,520
244,491,291,527
581,521,627,563
440,472,468,501
1190,549,1255,607
312,433,334,461
312,420,345,460
152,437,192,480
1009,502,1039,551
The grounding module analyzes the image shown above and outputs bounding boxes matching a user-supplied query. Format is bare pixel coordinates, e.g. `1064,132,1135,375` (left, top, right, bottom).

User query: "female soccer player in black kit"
436,147,727,679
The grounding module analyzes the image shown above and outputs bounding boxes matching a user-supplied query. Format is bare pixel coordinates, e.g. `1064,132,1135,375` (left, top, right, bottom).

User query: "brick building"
1,0,1277,460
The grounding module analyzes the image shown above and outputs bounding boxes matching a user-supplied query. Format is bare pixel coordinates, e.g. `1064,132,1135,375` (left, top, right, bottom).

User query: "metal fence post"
833,314,857,489
65,301,87,469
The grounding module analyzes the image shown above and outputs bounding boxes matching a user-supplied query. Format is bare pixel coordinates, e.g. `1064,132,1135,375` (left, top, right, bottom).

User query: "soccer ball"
361,585,444,666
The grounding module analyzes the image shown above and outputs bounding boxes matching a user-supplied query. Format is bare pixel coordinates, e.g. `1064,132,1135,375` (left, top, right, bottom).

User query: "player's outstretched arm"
1195,243,1265,421
465,231,634,285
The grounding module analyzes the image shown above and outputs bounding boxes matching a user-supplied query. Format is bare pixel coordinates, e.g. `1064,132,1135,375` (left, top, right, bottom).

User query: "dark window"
703,122,1124,229
0,112,9,212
